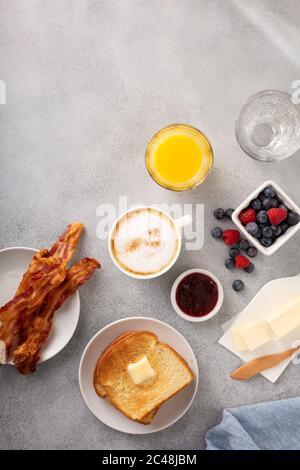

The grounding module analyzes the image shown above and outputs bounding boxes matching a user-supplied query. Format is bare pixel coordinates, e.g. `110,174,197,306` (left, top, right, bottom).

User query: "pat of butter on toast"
128,356,156,385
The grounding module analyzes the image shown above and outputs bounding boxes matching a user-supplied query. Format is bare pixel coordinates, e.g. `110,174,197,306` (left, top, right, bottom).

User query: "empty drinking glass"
235,90,300,162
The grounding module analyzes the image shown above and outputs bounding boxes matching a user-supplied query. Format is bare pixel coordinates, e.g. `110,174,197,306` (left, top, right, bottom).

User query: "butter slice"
238,321,272,351
266,297,300,339
231,328,248,352
128,356,156,385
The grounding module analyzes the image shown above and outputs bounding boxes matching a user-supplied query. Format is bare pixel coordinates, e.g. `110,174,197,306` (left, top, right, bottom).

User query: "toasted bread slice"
93,330,194,424
94,331,160,424
94,331,137,398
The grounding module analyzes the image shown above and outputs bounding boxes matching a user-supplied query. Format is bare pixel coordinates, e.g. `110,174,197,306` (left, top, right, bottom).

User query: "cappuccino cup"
108,206,191,279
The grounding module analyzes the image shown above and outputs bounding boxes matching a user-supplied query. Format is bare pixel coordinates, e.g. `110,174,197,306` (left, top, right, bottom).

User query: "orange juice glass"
145,124,213,191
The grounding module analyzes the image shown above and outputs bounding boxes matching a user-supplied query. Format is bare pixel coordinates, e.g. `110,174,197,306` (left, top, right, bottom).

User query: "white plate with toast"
79,317,198,434
0,247,80,364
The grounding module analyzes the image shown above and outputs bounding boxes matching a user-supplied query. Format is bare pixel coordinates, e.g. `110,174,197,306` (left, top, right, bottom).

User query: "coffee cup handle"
174,214,192,228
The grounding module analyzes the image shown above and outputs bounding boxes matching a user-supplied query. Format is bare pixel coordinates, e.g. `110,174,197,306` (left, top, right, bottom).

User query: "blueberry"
279,204,288,211
262,198,273,210
250,198,262,211
264,186,276,198
244,262,255,273
256,210,268,224
225,258,235,269
254,228,262,239
262,226,273,238
232,279,244,292
229,247,240,258
214,208,225,220
280,222,289,233
270,225,282,237
211,227,223,239
247,246,258,258
288,211,300,226
246,222,259,236
238,238,250,251
258,192,265,202
260,237,273,247
270,198,279,208
225,208,234,219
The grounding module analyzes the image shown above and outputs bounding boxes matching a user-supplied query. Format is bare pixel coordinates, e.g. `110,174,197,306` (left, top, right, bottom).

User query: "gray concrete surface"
1,0,300,450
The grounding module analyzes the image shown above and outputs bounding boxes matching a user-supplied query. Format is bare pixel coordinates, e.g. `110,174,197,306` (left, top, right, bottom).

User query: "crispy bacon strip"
13,258,100,374
16,222,84,345
0,223,84,364
16,222,84,295
0,260,66,364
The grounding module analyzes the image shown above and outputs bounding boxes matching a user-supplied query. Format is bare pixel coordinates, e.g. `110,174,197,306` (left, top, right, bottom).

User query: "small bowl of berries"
232,180,300,255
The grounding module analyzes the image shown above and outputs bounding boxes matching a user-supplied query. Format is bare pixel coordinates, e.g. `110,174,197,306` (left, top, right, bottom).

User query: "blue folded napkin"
206,397,300,450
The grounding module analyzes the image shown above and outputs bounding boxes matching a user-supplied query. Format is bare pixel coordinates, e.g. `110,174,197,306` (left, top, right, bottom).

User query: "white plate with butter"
79,317,198,434
219,275,300,383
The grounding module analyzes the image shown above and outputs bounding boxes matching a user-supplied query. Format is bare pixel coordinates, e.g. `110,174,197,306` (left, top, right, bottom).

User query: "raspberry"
235,255,250,269
238,208,256,225
222,229,240,245
267,208,287,225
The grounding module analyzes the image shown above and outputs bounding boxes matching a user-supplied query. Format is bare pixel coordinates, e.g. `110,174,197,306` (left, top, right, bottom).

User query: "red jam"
175,272,218,317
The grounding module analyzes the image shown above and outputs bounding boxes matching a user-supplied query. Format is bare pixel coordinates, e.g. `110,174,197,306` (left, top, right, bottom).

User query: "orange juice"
146,124,213,191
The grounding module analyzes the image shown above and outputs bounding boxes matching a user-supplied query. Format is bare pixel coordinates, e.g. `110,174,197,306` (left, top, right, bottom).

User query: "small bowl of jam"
171,269,224,322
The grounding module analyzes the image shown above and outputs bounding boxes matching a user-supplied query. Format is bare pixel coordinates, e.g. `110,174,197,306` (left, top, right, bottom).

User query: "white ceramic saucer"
0,247,80,364
79,316,198,434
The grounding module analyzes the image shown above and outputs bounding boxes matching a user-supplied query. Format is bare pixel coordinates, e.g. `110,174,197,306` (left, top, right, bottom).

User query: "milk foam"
112,209,179,275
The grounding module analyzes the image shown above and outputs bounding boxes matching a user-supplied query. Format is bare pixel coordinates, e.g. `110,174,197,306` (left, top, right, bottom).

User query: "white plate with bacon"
0,247,80,365
0,223,100,374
